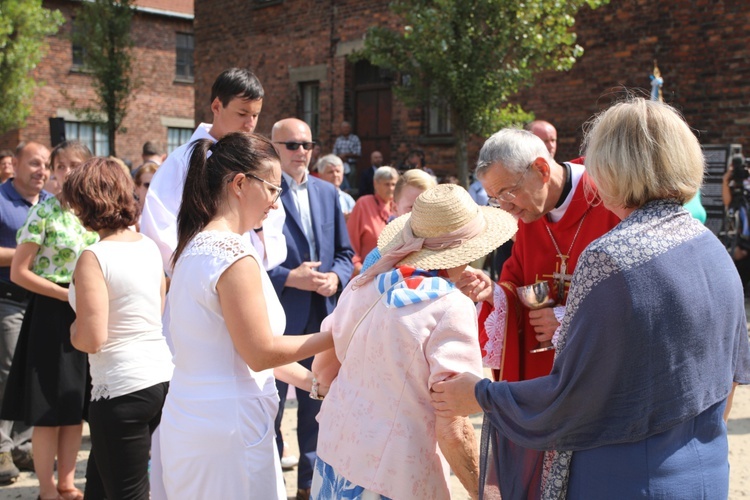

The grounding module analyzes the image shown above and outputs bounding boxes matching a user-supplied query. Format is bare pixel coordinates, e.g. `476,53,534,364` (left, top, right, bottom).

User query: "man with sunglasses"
140,68,286,500
457,128,619,383
268,118,354,500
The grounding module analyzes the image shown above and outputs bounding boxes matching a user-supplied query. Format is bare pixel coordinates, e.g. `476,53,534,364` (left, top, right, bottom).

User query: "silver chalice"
516,281,556,353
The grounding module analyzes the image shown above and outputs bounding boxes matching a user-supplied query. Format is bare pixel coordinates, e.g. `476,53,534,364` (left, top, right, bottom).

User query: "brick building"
194,0,750,184
0,0,195,168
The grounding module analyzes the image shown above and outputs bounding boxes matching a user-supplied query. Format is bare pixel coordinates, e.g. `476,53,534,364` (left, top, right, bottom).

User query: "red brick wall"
195,0,750,174
515,0,750,162
0,0,194,167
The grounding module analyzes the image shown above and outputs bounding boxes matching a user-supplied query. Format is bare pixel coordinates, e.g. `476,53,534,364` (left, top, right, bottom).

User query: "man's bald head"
527,120,557,158
271,118,313,182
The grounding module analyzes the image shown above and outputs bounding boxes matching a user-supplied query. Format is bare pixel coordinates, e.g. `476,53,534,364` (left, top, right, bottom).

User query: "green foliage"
70,0,137,156
358,0,608,185
0,0,64,133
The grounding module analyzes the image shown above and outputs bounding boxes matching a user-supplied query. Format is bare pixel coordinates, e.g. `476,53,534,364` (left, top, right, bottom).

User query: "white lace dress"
159,231,287,499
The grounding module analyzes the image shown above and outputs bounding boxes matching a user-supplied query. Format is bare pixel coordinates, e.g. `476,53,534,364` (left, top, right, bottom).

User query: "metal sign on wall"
701,144,742,235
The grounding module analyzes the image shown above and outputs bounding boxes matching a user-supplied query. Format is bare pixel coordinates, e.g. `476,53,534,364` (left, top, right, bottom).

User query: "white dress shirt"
282,171,317,261
140,123,287,275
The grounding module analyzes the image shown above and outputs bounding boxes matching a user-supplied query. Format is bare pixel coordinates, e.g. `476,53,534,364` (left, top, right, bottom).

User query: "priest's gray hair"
476,128,551,179
583,97,704,208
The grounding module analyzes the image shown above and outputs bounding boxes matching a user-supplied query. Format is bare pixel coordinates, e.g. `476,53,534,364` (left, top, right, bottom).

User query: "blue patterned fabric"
374,267,455,308
311,458,392,500
360,247,381,273
476,199,750,499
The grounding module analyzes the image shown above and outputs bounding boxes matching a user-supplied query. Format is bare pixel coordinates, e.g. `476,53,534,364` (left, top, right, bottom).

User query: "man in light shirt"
141,67,286,274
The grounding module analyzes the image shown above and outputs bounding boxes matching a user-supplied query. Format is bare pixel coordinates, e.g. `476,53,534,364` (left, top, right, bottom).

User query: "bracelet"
309,377,324,400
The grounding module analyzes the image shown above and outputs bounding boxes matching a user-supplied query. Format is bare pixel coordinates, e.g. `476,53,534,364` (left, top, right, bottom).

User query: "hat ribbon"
355,211,486,287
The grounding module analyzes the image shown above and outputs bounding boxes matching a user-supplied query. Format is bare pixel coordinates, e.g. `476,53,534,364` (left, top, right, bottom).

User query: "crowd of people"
0,66,747,500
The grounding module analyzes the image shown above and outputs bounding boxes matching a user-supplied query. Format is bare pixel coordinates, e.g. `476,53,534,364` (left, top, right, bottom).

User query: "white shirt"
69,236,173,400
282,171,317,261
140,123,287,275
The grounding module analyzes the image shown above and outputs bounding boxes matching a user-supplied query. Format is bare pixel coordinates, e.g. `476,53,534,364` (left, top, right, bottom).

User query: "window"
175,33,194,81
300,82,320,140
428,97,452,135
71,22,86,68
167,127,193,153
64,122,109,156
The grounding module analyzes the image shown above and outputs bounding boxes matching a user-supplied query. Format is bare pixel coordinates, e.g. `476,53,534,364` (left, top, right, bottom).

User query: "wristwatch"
309,377,324,400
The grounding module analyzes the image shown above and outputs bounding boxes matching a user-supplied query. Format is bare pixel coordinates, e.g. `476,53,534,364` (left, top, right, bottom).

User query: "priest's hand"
456,267,495,305
528,308,560,342
431,372,483,417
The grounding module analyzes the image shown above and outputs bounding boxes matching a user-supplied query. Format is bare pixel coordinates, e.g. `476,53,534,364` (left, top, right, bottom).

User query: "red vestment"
478,170,621,382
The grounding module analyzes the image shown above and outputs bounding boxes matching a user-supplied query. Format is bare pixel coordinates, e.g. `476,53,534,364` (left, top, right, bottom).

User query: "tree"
0,0,63,134
358,0,609,187
70,0,137,157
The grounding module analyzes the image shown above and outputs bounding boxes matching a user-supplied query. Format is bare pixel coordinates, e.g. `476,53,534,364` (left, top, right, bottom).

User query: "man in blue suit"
267,118,354,500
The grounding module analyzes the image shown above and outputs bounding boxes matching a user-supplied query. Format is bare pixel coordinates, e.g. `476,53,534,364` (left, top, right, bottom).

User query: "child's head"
50,141,92,183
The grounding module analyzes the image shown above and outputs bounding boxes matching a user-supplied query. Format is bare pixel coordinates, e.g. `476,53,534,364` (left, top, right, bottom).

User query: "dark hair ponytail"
172,132,280,267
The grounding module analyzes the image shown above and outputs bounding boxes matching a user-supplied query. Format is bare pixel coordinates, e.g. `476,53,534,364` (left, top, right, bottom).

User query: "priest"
458,128,620,382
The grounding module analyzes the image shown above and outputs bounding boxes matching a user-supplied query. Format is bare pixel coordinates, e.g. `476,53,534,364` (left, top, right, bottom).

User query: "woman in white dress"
159,132,332,499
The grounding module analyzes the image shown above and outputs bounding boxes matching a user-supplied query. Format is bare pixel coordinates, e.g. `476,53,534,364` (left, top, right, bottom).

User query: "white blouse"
70,235,173,400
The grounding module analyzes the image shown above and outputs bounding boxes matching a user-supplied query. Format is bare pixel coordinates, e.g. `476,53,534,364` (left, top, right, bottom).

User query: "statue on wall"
650,60,663,102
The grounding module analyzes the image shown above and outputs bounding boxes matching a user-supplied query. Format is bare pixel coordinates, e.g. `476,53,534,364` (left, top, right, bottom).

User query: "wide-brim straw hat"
377,184,517,270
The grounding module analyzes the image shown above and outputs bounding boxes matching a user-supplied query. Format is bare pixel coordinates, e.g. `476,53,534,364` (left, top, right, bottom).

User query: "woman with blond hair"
432,98,750,499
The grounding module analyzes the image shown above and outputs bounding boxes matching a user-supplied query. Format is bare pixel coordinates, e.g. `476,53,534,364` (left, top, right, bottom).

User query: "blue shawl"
477,199,750,499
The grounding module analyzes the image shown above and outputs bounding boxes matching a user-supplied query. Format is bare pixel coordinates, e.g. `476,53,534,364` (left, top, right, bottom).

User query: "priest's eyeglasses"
245,172,283,203
488,163,532,208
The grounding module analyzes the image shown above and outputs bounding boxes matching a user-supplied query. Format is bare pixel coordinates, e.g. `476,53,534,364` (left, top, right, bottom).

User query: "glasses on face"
487,162,533,208
274,141,315,151
245,172,283,203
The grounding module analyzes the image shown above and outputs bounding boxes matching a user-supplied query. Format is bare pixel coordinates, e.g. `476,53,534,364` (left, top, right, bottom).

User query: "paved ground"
1,386,749,499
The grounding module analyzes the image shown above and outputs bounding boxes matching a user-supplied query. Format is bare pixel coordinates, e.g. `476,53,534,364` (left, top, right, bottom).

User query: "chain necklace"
544,209,589,303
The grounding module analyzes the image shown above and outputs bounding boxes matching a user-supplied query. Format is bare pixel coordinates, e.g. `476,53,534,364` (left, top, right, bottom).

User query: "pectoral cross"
551,255,573,303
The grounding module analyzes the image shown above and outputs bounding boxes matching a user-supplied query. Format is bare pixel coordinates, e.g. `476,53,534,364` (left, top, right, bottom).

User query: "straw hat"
377,184,517,270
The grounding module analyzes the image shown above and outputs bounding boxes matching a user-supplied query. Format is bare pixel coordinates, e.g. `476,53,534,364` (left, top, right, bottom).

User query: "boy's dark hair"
210,68,264,107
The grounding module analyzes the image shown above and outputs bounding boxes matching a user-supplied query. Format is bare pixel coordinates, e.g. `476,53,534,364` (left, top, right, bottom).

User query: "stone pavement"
1,385,748,499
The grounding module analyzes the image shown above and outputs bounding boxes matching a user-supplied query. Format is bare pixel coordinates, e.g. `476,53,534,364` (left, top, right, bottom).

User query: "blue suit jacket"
268,175,354,335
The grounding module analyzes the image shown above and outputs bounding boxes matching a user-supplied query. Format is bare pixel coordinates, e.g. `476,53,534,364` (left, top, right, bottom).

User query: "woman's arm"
10,242,69,302
218,256,334,372
311,348,341,389
274,363,330,397
69,250,109,354
274,364,314,392
436,415,479,500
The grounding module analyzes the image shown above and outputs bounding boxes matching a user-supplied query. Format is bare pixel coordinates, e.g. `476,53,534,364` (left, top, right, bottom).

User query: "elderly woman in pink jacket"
311,184,517,500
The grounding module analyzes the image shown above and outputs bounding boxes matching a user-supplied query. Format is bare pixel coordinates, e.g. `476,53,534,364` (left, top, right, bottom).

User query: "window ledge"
69,65,94,75
173,76,195,84
253,0,282,8
417,135,456,146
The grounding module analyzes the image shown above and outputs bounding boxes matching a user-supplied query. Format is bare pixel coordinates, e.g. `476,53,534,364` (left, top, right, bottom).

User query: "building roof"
134,0,193,17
